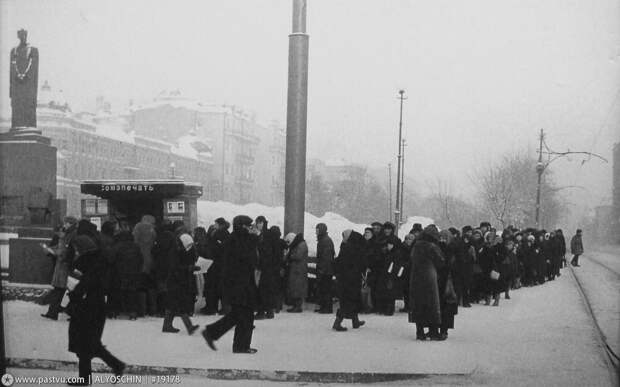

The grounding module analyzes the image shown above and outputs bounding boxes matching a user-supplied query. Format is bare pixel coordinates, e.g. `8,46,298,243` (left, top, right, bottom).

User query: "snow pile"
197,200,433,255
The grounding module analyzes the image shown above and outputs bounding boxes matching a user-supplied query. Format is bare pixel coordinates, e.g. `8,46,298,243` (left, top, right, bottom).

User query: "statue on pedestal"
10,29,39,129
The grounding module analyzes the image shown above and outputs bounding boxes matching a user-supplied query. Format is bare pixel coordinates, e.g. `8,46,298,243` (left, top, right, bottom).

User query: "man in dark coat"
66,235,125,385
203,215,259,354
113,230,143,319
570,229,584,267
315,223,335,314
408,225,445,341
332,230,366,331
255,216,279,320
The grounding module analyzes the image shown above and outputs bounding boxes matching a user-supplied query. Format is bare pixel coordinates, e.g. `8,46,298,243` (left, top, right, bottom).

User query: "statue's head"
17,29,27,44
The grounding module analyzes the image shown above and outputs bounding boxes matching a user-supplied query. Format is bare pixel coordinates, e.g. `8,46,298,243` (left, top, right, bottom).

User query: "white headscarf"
284,232,296,245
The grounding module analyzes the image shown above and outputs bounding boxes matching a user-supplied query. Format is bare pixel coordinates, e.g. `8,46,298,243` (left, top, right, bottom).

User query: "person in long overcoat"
255,216,280,319
133,215,158,316
160,232,199,334
284,233,308,313
437,230,458,340
570,229,584,267
67,235,125,385
398,233,416,312
332,230,366,331
42,218,75,320
315,223,336,314
113,231,143,319
477,232,500,305
408,225,445,341
201,224,229,315
452,226,475,308
269,225,287,313
203,215,259,354
373,236,404,316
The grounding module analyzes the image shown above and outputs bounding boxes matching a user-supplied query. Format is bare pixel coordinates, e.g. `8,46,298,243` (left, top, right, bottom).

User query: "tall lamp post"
394,90,406,236
284,0,309,235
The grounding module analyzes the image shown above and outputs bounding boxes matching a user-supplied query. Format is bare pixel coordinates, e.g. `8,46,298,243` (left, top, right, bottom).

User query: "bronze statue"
10,29,39,129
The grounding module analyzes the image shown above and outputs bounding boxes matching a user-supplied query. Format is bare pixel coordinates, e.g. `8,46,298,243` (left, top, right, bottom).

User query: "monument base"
0,129,59,285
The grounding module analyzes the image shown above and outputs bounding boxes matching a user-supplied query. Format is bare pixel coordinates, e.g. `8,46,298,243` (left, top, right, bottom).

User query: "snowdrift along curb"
7,357,474,384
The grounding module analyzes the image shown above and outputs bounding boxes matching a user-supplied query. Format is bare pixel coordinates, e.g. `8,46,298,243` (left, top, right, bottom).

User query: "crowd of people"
40,213,585,384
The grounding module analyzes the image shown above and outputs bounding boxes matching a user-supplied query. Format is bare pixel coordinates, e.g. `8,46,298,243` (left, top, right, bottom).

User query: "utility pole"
400,138,406,227
387,163,393,222
535,129,544,228
284,0,309,235
394,90,406,236
534,128,607,229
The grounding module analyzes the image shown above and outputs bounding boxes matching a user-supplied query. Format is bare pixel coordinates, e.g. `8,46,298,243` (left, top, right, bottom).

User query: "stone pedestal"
0,129,60,284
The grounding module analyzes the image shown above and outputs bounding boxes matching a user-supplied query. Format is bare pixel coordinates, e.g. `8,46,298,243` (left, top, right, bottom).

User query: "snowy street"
4,263,616,386
571,247,620,363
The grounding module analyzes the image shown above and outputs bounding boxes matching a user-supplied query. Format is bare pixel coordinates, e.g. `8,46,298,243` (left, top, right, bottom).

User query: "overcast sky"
1,0,619,222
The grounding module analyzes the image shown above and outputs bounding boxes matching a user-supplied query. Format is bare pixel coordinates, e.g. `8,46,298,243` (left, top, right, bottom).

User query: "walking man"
202,215,259,354
570,229,584,267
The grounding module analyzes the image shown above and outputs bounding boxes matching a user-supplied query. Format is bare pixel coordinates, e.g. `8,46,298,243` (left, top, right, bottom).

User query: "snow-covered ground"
197,200,433,255
571,246,620,360
4,266,615,386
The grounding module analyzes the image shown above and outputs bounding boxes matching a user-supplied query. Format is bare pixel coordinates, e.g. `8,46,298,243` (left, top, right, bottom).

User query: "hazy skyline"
1,0,618,224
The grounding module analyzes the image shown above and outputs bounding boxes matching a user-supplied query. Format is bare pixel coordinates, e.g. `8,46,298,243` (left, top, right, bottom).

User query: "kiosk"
80,179,203,229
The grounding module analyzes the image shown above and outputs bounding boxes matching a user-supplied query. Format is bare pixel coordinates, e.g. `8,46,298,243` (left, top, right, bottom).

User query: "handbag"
490,270,500,281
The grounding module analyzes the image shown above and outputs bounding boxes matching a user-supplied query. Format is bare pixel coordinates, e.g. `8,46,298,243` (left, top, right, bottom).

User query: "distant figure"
10,29,39,129
570,229,584,267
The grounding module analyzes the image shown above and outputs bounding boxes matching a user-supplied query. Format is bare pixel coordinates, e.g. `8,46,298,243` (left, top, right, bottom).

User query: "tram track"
568,263,619,381
587,255,620,279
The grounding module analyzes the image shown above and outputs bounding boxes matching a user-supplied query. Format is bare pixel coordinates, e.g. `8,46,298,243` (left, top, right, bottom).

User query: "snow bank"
197,200,433,255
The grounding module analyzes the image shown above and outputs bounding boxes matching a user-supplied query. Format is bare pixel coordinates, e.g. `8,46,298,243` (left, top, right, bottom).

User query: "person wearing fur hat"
408,225,445,340
284,232,309,313
332,230,366,331
315,223,335,314
160,232,200,334
452,226,475,308
66,235,125,385
202,215,259,354
437,230,458,339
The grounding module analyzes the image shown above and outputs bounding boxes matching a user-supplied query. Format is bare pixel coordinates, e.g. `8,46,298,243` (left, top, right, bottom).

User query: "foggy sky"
1,0,619,225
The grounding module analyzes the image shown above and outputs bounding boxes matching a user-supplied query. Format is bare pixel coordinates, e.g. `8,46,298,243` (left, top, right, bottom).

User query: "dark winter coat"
153,229,177,293
113,231,144,291
334,232,365,317
570,234,584,255
257,228,280,309
316,233,335,276
374,244,404,301
286,235,309,300
67,249,107,357
221,228,259,307
99,233,117,292
453,237,474,285
408,238,445,326
438,241,458,329
163,237,197,314
133,221,156,274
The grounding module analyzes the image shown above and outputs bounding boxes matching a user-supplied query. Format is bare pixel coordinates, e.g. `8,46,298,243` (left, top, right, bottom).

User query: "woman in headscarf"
284,232,308,313
66,235,125,385
332,230,366,331
408,225,445,341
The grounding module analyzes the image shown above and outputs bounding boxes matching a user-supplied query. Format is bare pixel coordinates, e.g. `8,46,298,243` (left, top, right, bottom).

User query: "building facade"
1,84,286,216
130,90,285,205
